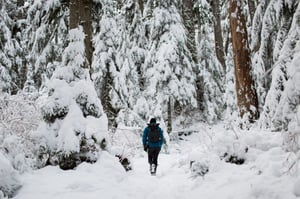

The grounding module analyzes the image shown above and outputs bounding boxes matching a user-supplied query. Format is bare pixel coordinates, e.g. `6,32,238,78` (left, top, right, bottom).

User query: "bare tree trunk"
248,0,256,24
167,97,172,134
69,0,79,29
210,0,226,71
69,0,93,69
182,0,197,63
101,64,119,130
194,3,205,111
229,0,259,122
137,0,144,14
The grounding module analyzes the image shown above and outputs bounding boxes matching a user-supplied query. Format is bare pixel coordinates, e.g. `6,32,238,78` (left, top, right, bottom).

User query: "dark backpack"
148,124,161,143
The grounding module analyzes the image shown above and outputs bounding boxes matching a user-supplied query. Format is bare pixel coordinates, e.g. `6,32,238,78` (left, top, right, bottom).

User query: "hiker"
142,118,164,175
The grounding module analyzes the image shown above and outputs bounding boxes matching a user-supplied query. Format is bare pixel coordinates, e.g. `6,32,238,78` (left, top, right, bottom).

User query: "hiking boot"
150,164,156,175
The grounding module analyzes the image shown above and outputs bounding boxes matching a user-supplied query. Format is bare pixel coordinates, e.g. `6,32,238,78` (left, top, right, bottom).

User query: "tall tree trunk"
167,97,172,134
247,0,256,24
137,0,144,14
69,0,93,69
182,0,204,111
229,0,259,122
101,64,119,131
210,0,226,71
182,0,197,63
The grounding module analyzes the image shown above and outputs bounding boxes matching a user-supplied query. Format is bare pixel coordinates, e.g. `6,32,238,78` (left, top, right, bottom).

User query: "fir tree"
37,27,108,170
143,0,197,122
0,0,27,94
25,0,69,89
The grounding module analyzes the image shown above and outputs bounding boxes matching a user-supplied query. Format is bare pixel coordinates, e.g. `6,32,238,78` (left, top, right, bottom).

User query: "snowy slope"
12,124,300,199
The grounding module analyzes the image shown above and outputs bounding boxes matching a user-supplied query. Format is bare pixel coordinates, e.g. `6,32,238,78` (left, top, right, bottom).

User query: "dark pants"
148,147,161,166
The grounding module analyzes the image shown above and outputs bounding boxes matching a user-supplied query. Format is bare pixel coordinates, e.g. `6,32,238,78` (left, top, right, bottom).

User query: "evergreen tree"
92,0,122,129
252,0,297,112
259,1,299,130
115,0,148,127
93,0,149,129
195,0,226,123
37,0,108,169
25,0,69,89
37,27,108,170
253,0,299,129
142,0,197,122
276,11,300,131
0,0,27,94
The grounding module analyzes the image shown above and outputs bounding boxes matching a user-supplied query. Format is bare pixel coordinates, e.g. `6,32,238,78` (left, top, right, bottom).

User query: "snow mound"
0,153,21,198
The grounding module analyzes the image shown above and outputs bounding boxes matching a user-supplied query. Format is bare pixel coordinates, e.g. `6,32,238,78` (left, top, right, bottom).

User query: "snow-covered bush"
190,161,209,177
0,93,40,172
187,147,220,178
35,27,109,170
0,152,21,198
213,128,249,165
110,125,142,157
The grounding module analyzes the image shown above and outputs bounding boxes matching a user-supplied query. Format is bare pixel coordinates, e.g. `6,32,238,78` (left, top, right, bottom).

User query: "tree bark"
247,0,256,24
210,0,226,71
101,64,119,130
167,97,172,134
69,0,93,69
182,0,197,63
229,0,259,122
137,0,144,14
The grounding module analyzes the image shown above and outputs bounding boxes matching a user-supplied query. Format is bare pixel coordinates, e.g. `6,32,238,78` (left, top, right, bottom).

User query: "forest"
0,0,300,198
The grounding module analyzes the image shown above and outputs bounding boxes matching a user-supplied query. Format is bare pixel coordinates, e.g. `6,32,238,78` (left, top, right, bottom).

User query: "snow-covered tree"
115,0,149,127
36,27,108,170
93,0,148,129
25,0,69,89
256,0,299,129
261,2,300,130
92,0,122,129
195,0,226,123
142,0,197,122
0,0,27,94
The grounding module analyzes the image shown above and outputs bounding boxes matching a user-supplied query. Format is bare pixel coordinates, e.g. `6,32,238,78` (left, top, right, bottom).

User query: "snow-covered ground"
11,124,300,199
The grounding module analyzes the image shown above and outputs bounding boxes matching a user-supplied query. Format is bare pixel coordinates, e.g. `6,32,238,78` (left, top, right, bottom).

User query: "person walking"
142,118,164,175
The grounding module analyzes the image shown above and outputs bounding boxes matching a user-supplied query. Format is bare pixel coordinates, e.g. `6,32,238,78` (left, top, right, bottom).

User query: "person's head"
149,118,156,124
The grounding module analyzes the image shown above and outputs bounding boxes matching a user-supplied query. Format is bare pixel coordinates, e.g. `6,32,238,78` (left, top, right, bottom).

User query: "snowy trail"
12,130,299,199
13,150,194,199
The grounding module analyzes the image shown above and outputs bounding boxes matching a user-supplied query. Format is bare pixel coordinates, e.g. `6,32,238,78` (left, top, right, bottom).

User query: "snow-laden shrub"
36,78,109,170
110,125,142,156
0,152,21,198
116,108,145,129
190,161,209,177
0,93,40,172
36,27,109,170
213,129,248,165
187,147,220,178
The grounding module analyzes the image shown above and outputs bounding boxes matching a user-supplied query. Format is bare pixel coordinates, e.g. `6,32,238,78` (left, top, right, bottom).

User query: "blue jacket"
142,125,164,148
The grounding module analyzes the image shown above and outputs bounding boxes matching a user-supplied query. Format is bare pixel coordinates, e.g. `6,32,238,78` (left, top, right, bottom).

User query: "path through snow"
12,128,300,199
13,150,194,199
